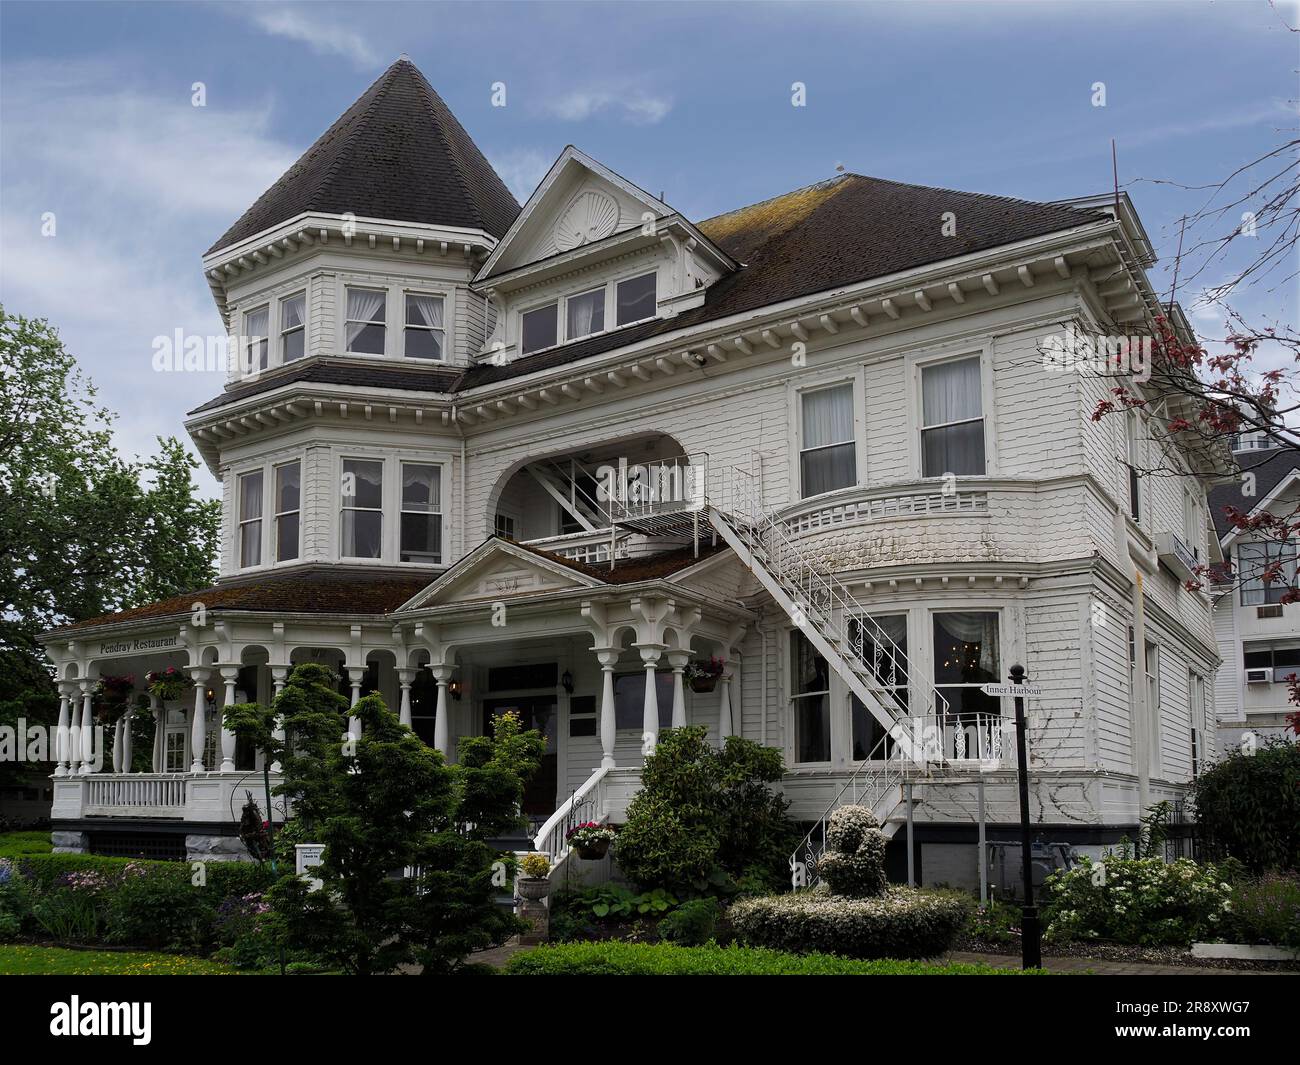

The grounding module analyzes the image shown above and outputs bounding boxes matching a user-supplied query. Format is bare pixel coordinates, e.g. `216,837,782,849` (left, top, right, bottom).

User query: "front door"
482,696,559,818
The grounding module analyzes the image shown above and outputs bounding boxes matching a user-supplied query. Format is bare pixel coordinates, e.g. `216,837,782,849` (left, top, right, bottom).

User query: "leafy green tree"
614,726,799,894
1191,738,1300,872
230,665,543,975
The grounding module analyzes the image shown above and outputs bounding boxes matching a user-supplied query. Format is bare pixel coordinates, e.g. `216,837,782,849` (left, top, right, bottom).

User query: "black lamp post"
1009,663,1042,970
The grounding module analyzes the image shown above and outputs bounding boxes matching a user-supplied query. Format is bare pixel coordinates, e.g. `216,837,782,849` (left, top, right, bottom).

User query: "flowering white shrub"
730,887,969,959
1043,855,1233,947
818,805,888,898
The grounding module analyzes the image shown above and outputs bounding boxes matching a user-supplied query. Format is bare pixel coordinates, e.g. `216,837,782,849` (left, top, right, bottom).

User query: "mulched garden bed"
956,934,1300,972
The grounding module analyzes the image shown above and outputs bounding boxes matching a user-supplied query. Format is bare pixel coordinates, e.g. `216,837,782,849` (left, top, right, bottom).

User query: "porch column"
189,668,210,772
638,644,665,756
346,667,363,740
666,650,690,730
150,695,164,773
78,682,94,776
112,714,125,773
717,672,734,745
120,707,133,773
219,666,238,772
54,687,71,777
431,665,452,756
595,648,619,769
397,668,416,728
270,666,288,774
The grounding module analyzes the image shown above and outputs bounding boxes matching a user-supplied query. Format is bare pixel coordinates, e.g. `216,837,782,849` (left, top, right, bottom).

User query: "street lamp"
1009,663,1042,970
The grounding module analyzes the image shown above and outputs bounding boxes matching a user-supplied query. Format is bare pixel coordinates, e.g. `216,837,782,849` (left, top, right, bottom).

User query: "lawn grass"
0,831,53,858
0,944,249,975
505,940,1051,975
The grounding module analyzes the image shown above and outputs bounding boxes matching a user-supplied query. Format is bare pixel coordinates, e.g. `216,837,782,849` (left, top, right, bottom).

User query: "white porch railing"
533,767,609,862
84,774,188,812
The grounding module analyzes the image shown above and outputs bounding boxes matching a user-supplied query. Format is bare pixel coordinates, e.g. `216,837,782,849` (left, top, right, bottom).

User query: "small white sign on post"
979,683,1045,698
295,843,326,892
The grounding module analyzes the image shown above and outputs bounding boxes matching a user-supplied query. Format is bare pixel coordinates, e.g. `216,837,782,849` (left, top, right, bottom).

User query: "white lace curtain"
345,288,386,347
935,611,999,677
800,385,856,495
407,294,443,329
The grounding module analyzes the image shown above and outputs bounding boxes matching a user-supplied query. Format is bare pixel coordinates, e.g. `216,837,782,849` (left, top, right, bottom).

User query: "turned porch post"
430,664,452,756
189,668,210,772
595,648,619,769
78,681,94,775
637,644,664,755
717,672,734,745
150,695,164,773
270,665,288,774
120,707,133,773
397,668,416,728
218,666,239,772
54,686,72,777
346,666,363,740
666,650,690,730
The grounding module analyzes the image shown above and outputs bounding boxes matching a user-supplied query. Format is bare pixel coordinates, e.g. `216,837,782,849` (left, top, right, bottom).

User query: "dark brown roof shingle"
208,59,519,255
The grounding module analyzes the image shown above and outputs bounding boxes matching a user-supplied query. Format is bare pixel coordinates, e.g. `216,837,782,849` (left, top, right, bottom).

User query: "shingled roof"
1209,447,1300,540
208,58,519,255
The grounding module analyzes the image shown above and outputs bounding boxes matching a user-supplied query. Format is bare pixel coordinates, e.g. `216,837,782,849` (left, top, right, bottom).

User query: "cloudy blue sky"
1,0,1295,493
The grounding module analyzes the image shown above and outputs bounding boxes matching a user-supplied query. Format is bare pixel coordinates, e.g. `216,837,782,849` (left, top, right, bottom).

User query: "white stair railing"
533,767,609,861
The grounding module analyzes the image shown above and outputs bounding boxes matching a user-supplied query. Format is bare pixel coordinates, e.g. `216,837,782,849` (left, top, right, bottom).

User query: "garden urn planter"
517,876,550,901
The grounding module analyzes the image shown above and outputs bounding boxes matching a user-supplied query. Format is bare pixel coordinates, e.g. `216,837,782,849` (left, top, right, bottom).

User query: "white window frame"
788,627,834,767
330,452,452,565
279,291,307,363
520,298,560,355
398,461,444,565
237,469,264,570
796,380,860,499
273,459,302,564
916,351,989,480
564,285,607,342
339,456,386,560
243,304,270,375
1125,409,1144,525
402,291,447,362
614,269,658,328
336,279,455,362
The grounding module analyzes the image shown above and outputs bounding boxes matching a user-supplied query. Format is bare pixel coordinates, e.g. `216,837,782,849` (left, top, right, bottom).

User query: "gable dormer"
471,147,736,363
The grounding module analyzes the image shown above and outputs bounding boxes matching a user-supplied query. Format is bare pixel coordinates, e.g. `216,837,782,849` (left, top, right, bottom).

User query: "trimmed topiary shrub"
817,806,887,898
730,887,970,959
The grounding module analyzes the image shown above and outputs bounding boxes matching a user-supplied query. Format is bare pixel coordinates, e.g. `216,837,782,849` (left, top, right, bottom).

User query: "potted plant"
517,852,551,900
684,657,726,693
566,821,617,860
93,674,135,722
145,666,192,703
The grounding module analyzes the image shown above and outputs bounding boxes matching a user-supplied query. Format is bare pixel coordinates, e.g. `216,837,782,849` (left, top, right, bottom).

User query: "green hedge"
730,887,970,959
17,854,274,897
0,832,53,859
504,941,1041,975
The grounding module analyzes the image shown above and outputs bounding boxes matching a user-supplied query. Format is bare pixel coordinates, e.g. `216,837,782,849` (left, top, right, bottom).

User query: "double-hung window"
566,287,605,340
279,292,306,362
616,272,656,325
522,302,558,355
345,287,387,355
274,461,301,562
933,611,1001,719
849,613,908,760
400,463,442,563
340,459,383,558
404,294,445,359
244,305,269,374
921,356,985,477
1238,540,1298,605
1125,410,1142,521
799,384,856,497
791,631,831,763
238,470,264,568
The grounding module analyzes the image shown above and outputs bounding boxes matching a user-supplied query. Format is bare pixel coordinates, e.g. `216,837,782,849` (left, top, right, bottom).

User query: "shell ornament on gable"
554,189,620,251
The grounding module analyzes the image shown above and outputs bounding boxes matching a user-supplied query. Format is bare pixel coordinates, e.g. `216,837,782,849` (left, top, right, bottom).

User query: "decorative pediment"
398,539,605,611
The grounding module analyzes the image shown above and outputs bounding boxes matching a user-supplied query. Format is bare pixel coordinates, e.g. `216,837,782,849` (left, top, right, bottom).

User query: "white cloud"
542,86,672,125
0,63,301,493
488,147,555,201
242,5,380,68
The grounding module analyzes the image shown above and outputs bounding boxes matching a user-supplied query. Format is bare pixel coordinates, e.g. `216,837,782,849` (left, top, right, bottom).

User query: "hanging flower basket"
146,666,192,703
685,657,726,693
566,821,616,860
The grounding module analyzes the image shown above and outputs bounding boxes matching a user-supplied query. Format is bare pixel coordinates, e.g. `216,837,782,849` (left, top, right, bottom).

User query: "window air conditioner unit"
1244,668,1271,684
1257,604,1284,619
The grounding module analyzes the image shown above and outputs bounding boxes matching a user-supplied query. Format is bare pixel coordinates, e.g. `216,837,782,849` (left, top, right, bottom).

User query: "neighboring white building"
1211,439,1300,749
39,59,1227,888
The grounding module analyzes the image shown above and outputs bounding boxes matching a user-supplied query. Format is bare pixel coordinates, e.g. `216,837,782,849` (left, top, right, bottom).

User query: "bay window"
799,384,856,497
340,459,383,558
238,470,264,568
345,287,386,355
921,356,985,477
404,293,445,360
1238,540,1297,605
616,272,657,325
850,613,908,760
274,461,301,562
933,611,1001,719
279,292,306,362
791,630,831,763
522,302,558,354
566,287,605,340
400,463,443,564
244,305,269,374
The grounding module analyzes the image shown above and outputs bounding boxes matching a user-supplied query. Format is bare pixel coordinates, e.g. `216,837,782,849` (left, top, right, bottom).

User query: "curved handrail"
533,766,610,858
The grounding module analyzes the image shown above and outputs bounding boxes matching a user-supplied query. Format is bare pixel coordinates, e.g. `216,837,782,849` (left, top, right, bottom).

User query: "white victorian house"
39,59,1225,887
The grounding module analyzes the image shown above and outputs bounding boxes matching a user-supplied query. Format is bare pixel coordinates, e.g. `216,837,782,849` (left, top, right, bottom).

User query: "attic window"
522,302,558,355
617,272,657,326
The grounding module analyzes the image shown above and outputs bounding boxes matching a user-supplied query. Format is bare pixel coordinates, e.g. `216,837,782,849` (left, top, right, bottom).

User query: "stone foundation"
51,830,88,854
185,834,254,862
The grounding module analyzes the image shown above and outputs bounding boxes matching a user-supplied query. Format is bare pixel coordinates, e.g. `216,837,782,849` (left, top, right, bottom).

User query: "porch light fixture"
205,687,216,706
448,679,463,701
561,670,574,694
